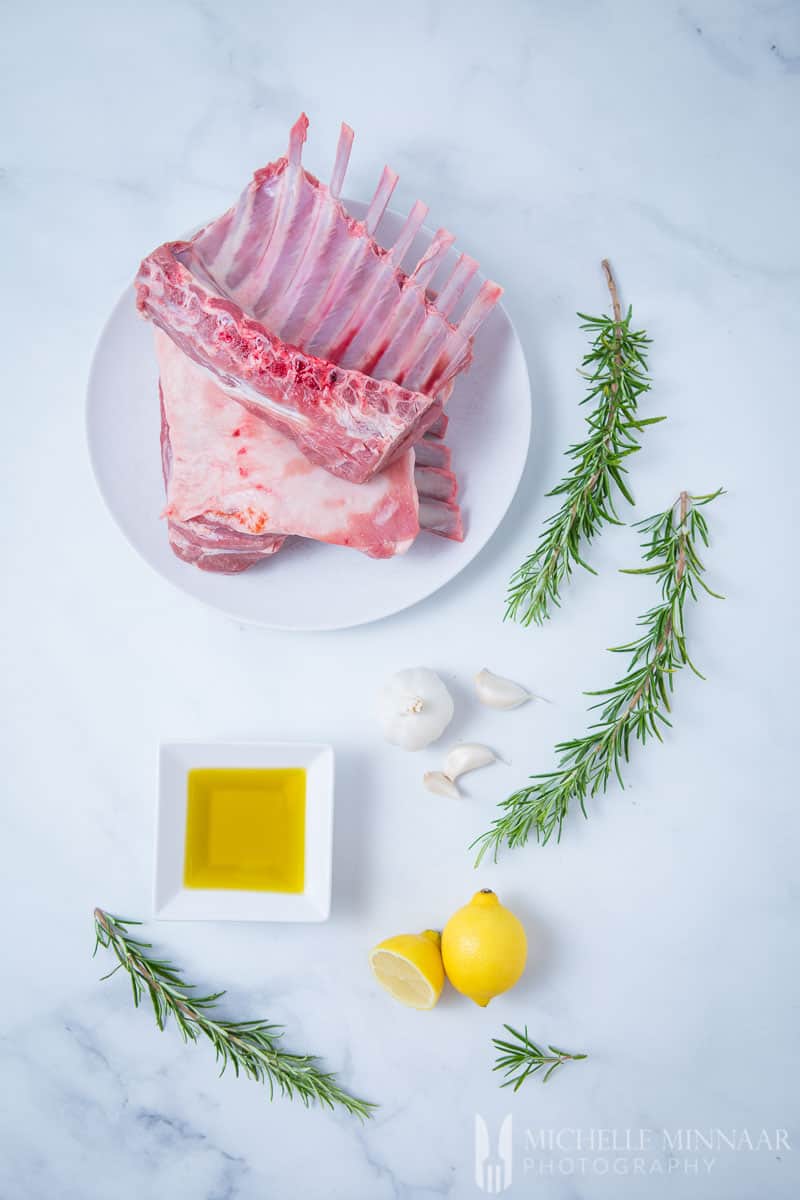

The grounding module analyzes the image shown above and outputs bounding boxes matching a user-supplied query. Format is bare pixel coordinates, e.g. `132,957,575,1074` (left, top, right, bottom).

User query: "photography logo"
475,1114,513,1192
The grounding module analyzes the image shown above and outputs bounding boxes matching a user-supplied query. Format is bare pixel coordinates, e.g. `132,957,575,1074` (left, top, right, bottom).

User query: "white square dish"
154,741,334,921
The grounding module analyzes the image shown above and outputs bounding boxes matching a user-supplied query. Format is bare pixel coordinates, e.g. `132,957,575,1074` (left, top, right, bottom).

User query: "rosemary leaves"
475,490,724,861
93,909,375,1119
506,261,662,626
493,1025,588,1088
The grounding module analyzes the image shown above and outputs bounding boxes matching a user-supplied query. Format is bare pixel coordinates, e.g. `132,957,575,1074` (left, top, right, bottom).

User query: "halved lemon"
369,930,445,1010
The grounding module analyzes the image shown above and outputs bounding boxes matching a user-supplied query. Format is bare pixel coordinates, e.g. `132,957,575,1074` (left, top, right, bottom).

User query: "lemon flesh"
369,931,444,1010
441,889,527,1007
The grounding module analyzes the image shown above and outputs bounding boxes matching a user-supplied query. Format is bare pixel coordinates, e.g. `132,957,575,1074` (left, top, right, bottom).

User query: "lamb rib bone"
136,114,501,484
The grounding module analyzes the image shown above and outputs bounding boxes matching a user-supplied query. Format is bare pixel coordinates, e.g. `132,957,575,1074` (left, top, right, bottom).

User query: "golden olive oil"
183,767,306,893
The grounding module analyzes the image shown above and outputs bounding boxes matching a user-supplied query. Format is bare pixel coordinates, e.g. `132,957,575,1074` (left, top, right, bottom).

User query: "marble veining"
2,1,799,1197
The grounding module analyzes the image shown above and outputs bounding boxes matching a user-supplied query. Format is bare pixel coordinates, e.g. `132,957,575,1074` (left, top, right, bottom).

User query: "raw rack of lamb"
135,115,499,572
136,114,500,483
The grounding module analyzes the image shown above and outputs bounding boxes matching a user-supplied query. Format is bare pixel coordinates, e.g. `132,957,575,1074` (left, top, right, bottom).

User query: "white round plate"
87,205,531,630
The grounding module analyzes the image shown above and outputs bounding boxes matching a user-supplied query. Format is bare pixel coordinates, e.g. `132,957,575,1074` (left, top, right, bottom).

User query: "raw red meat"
157,332,462,572
136,115,500,483
166,516,287,574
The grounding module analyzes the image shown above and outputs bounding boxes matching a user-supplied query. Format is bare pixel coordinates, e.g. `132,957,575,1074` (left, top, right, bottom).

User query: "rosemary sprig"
476,489,723,860
93,908,375,1119
506,260,662,626
493,1025,587,1088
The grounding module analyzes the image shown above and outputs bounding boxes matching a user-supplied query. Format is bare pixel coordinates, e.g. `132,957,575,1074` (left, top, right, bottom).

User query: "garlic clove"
475,668,531,710
423,771,461,799
445,743,496,780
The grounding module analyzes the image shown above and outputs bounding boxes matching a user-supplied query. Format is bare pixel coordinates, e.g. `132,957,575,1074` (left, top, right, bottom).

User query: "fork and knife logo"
475,1113,513,1192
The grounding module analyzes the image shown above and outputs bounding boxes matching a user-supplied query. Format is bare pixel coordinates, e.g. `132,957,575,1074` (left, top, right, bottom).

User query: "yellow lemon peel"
441,889,527,1007
369,930,445,1010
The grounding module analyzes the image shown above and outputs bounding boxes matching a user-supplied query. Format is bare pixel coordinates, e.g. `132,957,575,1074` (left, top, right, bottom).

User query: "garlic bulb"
445,743,496,780
475,668,530,710
378,668,454,751
423,771,461,799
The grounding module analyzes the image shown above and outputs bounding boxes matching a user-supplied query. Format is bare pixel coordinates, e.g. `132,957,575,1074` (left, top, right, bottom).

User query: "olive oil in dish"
183,768,306,893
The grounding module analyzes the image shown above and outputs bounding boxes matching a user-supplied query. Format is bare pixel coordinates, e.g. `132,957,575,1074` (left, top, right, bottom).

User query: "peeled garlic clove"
445,743,496,780
423,771,461,799
475,668,531,710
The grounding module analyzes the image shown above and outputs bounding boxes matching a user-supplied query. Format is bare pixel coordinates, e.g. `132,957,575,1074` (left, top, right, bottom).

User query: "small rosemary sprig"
506,260,662,626
476,489,723,860
493,1025,587,1088
93,908,375,1119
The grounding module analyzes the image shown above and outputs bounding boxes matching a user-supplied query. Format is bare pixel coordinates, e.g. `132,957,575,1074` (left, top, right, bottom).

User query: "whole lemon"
441,889,527,1006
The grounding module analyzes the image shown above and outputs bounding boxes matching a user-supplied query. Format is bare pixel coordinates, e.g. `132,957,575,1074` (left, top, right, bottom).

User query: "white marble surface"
2,1,799,1197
